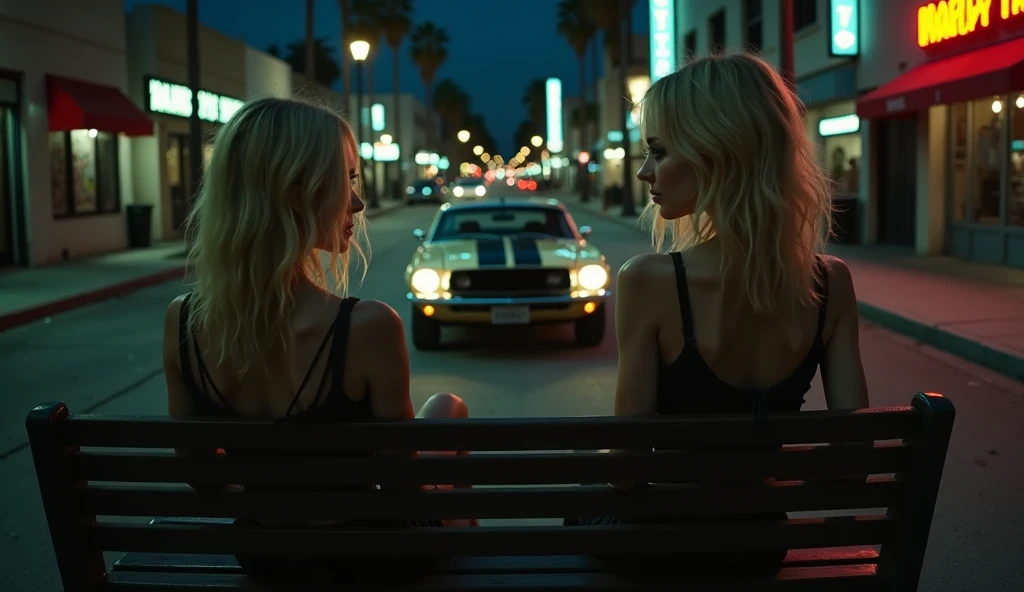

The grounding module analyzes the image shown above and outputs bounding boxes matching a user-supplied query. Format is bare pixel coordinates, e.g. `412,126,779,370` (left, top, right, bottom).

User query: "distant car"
404,197,611,350
406,178,445,205
450,176,487,199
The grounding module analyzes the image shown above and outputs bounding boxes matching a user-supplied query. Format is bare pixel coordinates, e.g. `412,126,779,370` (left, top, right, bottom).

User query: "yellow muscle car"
405,197,611,350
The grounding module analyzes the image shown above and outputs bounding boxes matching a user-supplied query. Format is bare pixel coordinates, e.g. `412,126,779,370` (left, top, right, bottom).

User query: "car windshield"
455,177,484,186
432,207,574,240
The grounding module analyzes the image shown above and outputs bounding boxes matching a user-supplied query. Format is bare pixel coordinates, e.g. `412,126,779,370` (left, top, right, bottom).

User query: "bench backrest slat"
90,516,897,557
72,445,910,486
61,407,919,451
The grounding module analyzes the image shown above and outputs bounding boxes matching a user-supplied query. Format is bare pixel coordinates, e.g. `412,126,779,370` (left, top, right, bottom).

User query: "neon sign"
649,0,676,83
545,78,564,154
146,77,243,124
829,0,860,56
917,0,1024,49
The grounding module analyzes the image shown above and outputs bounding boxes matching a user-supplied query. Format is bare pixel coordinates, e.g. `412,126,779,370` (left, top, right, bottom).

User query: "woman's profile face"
636,132,698,220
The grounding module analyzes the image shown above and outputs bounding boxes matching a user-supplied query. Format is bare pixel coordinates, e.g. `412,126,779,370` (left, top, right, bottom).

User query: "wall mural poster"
70,130,97,213
49,133,68,215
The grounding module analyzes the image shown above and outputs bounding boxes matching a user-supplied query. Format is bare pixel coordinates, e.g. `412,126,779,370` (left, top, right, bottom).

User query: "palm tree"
557,0,597,201
409,22,449,152
339,0,350,109
433,79,469,136
270,38,342,87
305,0,316,83
378,0,412,154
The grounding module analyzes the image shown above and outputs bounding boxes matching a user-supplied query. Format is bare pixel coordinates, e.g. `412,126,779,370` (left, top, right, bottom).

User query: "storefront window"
949,102,969,222
50,130,121,217
1010,94,1024,227
970,97,1004,224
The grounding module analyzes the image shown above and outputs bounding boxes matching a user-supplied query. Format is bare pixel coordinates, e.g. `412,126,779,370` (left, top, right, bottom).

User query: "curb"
0,266,187,333
0,203,408,333
566,200,1024,381
858,303,1024,382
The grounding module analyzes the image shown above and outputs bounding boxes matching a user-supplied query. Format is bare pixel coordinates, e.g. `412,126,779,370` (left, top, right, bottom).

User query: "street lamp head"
530,135,543,147
457,130,471,143
473,145,484,155
349,40,370,61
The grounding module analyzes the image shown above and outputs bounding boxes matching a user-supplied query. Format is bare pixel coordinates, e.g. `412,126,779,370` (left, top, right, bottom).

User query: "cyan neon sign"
649,0,677,82
545,78,564,154
829,0,860,56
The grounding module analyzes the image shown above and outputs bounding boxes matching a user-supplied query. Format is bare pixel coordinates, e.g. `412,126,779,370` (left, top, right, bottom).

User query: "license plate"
490,306,530,325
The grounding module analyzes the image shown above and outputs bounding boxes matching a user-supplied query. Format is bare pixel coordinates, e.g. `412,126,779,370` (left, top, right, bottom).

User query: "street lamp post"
779,0,795,88
350,39,378,209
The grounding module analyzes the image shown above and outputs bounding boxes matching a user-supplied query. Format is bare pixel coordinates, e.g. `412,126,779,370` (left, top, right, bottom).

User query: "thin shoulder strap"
329,297,361,398
177,293,193,383
282,306,343,418
669,252,697,344
182,293,237,413
814,256,830,341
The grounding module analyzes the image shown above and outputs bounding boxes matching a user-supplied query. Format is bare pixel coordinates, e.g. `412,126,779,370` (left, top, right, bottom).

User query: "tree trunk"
578,53,589,202
619,0,636,217
392,48,402,198
367,59,379,207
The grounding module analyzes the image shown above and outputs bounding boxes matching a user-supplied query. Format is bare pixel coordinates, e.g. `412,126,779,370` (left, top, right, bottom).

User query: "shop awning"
46,75,153,136
856,37,1024,120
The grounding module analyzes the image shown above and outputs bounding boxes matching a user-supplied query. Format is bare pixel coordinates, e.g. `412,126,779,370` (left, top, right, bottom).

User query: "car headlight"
453,186,464,197
475,185,486,197
406,186,415,194
577,264,608,291
422,187,432,195
410,268,442,293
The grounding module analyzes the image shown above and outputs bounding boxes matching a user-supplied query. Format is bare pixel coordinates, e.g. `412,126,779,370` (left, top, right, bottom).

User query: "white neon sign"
649,0,677,83
818,114,860,137
545,78,564,153
371,103,385,132
147,78,243,124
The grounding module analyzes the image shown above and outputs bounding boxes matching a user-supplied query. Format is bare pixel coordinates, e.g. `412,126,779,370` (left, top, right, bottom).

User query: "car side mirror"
413,228,426,241
579,226,592,238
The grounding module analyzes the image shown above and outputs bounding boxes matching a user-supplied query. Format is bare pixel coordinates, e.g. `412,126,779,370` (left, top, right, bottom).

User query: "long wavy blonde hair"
636,53,832,313
184,96,369,376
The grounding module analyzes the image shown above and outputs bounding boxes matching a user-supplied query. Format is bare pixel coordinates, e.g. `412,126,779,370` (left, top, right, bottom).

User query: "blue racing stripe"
511,238,542,266
476,240,506,267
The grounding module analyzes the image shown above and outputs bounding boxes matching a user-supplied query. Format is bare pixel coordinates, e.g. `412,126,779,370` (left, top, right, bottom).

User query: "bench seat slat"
66,409,917,451
91,517,895,556
83,480,901,521
104,564,884,591
74,445,910,486
111,548,880,576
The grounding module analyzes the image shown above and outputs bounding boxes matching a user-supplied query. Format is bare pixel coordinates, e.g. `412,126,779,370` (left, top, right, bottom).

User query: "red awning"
46,75,153,136
856,37,1024,119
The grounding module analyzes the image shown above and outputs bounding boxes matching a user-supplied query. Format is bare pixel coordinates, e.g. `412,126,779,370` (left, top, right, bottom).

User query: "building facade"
125,4,288,242
856,0,1024,268
0,0,151,266
346,91,433,196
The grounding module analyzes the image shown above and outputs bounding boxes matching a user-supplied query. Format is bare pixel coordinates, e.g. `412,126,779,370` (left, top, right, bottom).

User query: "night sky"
123,0,650,157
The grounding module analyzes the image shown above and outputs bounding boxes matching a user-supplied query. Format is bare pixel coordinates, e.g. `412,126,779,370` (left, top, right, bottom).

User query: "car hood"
412,237,602,271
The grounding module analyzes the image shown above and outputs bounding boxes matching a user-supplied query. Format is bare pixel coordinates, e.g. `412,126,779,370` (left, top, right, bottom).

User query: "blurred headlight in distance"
453,186,464,197
475,185,486,197
577,265,608,291
411,269,442,293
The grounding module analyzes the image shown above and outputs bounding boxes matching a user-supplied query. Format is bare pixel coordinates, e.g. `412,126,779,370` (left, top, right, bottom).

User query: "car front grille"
449,269,571,296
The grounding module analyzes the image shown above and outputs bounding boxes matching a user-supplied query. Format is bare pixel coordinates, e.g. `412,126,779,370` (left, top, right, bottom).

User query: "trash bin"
126,204,154,248
831,196,860,244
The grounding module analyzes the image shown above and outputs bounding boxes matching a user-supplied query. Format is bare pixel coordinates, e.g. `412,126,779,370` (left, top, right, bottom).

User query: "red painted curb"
0,266,186,333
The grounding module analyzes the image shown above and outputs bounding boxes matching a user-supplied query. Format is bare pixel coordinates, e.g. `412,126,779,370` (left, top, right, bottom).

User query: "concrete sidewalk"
0,199,407,333
563,190,1024,381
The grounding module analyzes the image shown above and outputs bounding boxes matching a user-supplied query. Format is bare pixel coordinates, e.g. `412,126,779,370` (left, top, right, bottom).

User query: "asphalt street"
1,186,1022,590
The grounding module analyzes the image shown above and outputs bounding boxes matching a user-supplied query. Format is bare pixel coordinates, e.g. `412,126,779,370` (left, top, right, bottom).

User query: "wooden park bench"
27,392,954,591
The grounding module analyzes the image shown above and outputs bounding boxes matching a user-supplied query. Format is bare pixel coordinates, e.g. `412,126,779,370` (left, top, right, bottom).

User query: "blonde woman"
161,97,467,584
585,54,870,574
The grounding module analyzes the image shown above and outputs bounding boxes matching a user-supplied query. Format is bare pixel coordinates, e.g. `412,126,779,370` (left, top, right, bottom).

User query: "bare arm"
819,257,869,411
611,256,662,489
163,295,226,491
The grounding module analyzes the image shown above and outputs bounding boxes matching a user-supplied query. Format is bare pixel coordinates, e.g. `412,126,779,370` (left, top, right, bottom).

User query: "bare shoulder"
618,252,672,282
819,255,855,298
162,293,191,366
350,299,405,339
164,293,190,331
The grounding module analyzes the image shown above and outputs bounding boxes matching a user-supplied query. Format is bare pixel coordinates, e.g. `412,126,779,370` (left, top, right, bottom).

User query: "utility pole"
305,0,317,84
779,0,795,88
186,0,203,215
619,0,636,217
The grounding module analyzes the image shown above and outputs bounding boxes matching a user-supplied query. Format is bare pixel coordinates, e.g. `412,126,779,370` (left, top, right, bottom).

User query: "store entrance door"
167,133,192,232
876,118,918,247
1,105,15,265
